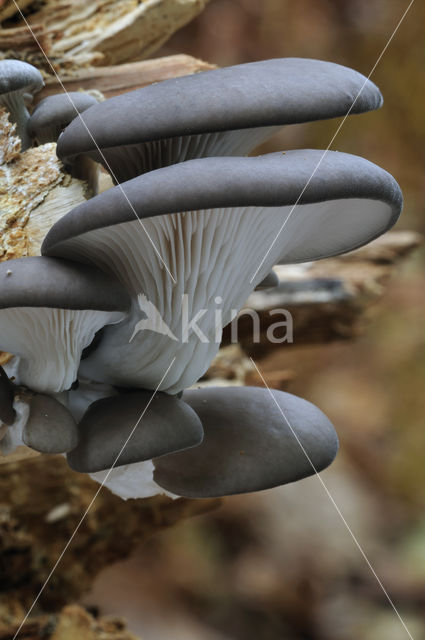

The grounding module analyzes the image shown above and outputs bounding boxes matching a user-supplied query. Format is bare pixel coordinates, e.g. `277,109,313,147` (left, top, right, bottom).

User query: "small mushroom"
42,150,402,395
0,257,130,393
153,386,339,497
0,59,44,150
67,390,204,473
28,91,98,144
22,391,78,454
56,58,383,182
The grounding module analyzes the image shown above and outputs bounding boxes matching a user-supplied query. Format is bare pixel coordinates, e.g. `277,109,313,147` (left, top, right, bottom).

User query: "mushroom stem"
0,91,31,150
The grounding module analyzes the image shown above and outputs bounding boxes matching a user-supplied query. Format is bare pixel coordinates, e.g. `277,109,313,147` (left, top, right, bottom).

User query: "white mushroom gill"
0,308,125,393
74,197,393,393
98,126,280,182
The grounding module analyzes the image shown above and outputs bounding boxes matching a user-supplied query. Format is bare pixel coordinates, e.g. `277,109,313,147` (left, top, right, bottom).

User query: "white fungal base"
96,126,280,182
0,308,125,393
90,460,177,500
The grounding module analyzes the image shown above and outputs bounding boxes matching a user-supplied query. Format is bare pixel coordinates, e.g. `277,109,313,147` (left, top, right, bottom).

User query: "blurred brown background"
86,2,425,638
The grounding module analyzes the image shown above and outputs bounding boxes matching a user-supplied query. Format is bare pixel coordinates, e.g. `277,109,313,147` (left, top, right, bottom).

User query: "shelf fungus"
42,150,402,396
28,91,99,144
0,56,404,501
67,390,204,473
0,257,130,392
153,387,339,497
56,57,383,182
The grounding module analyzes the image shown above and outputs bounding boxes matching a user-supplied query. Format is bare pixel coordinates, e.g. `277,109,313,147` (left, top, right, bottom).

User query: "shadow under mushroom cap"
153,386,339,498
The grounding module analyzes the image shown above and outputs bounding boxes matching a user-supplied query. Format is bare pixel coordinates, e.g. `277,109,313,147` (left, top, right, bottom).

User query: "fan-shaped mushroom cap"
67,390,204,473
22,392,78,453
0,59,44,149
0,257,130,393
42,151,402,394
56,58,383,182
0,365,15,425
153,386,338,497
28,92,98,144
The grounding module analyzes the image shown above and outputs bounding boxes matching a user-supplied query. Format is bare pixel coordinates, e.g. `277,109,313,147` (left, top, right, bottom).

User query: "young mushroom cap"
67,390,204,473
22,392,79,454
153,386,339,497
0,257,130,393
42,150,402,394
28,91,98,144
0,59,44,150
56,57,383,182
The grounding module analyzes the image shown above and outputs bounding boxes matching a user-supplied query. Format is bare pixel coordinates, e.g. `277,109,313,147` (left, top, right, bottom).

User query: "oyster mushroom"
0,257,130,393
153,386,339,497
28,91,99,144
0,59,44,149
42,150,402,395
67,390,204,473
21,390,79,454
56,58,383,182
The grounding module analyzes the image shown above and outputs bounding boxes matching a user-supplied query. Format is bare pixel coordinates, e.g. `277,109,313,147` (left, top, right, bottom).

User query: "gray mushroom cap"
22,392,79,454
0,59,44,149
153,386,339,497
42,150,402,266
28,92,98,144
0,365,16,426
0,256,130,311
67,390,204,473
56,58,383,182
0,257,131,392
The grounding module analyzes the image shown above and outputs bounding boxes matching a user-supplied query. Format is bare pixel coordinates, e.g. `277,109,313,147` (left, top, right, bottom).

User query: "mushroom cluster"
0,57,403,500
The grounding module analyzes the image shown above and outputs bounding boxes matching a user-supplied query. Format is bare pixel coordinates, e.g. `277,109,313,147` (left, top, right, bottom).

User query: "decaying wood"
0,604,140,639
0,108,93,261
0,0,33,23
0,454,220,613
0,0,210,74
36,54,216,101
225,231,423,357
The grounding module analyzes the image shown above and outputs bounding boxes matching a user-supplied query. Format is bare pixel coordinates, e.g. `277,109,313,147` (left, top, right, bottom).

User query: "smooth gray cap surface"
57,58,382,163
0,257,130,311
23,393,79,453
153,386,339,498
28,92,98,142
0,59,44,96
42,150,402,264
0,366,15,425
67,390,204,473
